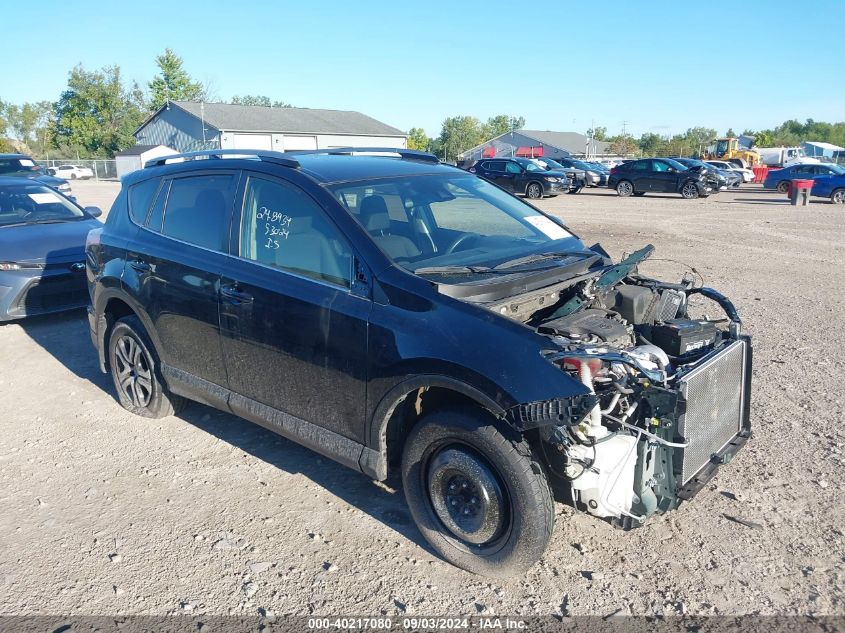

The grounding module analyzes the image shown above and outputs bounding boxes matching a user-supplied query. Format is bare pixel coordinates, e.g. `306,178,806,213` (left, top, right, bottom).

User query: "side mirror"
84,206,103,218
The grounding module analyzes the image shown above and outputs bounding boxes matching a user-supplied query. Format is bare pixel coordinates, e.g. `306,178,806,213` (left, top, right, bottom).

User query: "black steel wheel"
108,315,186,418
525,182,543,199
402,408,554,577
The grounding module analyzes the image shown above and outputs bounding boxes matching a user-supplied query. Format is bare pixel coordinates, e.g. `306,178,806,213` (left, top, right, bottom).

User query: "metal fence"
36,159,118,180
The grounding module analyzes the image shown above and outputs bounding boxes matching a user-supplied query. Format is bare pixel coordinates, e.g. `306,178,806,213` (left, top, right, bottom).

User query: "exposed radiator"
676,339,748,485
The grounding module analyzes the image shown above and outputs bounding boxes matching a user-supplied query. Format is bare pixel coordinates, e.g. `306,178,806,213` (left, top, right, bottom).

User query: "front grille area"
13,274,88,316
676,339,748,485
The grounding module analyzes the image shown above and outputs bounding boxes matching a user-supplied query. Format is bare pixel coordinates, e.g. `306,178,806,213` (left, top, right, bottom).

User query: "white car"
706,160,754,183
48,164,94,180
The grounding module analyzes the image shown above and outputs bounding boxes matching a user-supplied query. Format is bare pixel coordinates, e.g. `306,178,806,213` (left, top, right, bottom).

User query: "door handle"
221,284,253,304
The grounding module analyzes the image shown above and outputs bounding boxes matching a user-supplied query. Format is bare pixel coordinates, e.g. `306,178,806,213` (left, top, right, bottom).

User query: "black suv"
469,157,570,199
87,148,752,577
608,158,711,198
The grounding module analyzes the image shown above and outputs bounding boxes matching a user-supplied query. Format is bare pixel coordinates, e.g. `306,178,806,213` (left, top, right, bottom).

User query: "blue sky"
2,0,843,138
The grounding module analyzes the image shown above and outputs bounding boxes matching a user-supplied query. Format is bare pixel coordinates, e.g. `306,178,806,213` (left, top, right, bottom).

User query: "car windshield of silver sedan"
0,184,84,227
331,174,587,277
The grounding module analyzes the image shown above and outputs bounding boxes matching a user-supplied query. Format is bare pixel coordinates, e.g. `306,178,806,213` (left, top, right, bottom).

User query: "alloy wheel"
114,334,153,408
681,182,699,199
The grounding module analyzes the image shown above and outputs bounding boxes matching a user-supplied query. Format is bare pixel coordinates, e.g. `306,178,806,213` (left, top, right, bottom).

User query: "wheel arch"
366,376,508,480
95,291,157,373
525,180,544,197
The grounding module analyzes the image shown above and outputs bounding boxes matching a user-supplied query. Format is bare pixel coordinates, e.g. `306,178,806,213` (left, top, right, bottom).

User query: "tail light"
610,166,618,176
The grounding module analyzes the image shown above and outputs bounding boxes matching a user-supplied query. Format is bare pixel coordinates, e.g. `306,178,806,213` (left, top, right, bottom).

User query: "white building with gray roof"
134,101,407,153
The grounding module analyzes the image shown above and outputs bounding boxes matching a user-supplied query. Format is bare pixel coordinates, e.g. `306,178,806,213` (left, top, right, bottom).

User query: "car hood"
35,174,69,187
0,218,101,264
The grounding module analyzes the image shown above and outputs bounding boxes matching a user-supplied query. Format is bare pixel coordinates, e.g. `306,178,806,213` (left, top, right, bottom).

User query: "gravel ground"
1,181,843,617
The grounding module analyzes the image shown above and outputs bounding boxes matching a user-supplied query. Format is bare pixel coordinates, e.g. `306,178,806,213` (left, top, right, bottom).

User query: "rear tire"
525,182,543,199
777,180,790,193
401,408,554,578
616,180,634,197
830,189,845,204
108,315,186,418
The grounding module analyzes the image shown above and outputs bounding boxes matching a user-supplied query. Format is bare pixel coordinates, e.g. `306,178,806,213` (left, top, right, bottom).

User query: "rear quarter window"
127,178,161,225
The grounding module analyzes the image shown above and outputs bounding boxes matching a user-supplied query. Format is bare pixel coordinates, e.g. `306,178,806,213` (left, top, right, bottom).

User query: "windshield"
571,160,593,171
541,159,564,170
517,159,546,173
828,164,845,175
0,183,84,227
331,174,586,277
663,158,688,171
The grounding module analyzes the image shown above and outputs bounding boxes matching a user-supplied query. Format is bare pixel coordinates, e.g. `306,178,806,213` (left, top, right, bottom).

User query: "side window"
239,176,352,288
630,161,649,171
161,174,234,251
505,161,522,174
127,178,161,225
487,161,504,173
652,160,668,172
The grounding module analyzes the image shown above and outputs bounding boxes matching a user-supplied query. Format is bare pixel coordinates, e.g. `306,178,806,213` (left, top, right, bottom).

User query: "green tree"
638,132,666,156
438,115,487,162
0,98,7,137
683,127,718,153
406,127,430,151
231,94,292,108
606,134,638,156
53,65,146,157
587,126,608,141
148,49,205,111
5,101,53,152
725,128,736,137
484,114,525,138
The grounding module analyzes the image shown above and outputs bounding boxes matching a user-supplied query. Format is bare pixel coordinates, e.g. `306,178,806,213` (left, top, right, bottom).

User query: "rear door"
218,171,371,444
500,160,523,192
123,170,238,395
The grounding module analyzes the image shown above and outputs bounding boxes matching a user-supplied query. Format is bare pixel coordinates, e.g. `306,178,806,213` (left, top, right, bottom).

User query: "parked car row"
762,162,845,196
0,154,73,196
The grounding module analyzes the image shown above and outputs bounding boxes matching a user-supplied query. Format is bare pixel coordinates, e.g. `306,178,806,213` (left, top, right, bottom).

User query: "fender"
363,374,509,480
92,286,160,373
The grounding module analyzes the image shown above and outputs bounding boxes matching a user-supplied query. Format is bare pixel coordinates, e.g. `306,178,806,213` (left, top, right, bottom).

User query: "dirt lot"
1,180,843,617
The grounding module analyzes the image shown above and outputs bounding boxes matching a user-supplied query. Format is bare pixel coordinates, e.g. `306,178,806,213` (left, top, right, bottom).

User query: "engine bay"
472,244,752,527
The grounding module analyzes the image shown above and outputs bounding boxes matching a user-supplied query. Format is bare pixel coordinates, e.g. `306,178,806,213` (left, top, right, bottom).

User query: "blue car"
762,162,845,193
812,174,845,204
0,177,102,321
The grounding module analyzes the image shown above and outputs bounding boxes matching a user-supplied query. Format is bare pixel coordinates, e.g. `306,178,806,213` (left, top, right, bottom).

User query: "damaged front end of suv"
460,244,752,528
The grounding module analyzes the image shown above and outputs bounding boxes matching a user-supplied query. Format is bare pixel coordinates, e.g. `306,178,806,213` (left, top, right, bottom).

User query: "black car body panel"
0,153,72,195
608,158,710,197
469,157,569,197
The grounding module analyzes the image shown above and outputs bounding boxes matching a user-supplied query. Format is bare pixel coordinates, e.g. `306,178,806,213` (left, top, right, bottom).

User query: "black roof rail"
144,149,300,169
285,147,440,164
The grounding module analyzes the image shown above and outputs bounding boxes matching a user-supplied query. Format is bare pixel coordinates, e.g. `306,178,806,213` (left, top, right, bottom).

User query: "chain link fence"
36,159,118,180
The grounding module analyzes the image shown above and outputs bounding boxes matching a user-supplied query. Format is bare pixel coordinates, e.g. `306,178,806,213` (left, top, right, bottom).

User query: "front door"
650,160,679,193
124,171,239,393
219,172,371,444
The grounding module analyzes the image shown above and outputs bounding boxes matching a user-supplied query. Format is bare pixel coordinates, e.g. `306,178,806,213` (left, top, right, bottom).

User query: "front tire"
616,180,634,197
681,181,701,199
525,182,543,199
777,180,790,193
108,315,186,418
401,409,554,578
831,189,845,204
